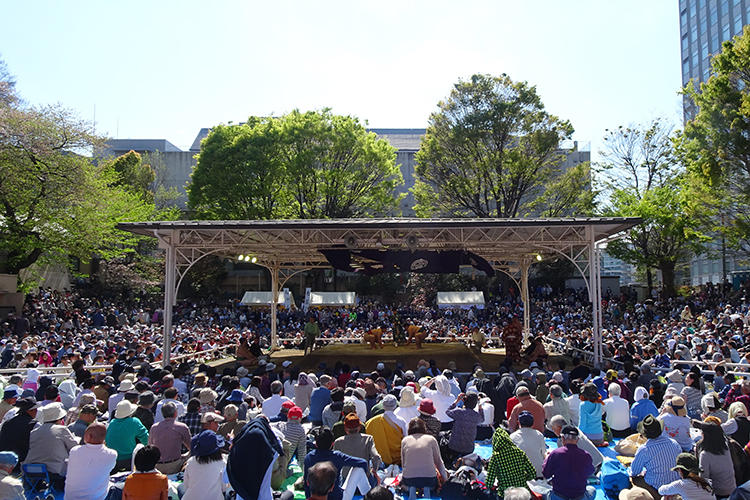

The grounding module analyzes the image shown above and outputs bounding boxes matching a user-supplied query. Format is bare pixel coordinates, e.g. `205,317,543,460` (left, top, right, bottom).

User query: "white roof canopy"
240,290,294,306
308,291,356,306
436,291,485,309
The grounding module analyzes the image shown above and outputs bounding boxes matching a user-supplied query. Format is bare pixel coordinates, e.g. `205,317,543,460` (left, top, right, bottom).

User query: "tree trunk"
660,262,677,298
646,267,653,292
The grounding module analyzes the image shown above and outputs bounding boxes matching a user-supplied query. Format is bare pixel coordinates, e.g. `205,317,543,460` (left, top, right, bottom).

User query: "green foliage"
0,58,171,280
181,255,228,298
188,109,403,219
110,150,156,203
413,73,590,217
679,26,750,250
597,119,704,297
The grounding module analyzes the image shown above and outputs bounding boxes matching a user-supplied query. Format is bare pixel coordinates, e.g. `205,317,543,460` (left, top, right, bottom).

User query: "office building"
680,0,749,285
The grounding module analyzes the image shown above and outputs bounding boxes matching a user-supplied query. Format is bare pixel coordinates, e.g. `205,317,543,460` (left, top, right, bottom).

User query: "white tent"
308,291,356,306
240,290,295,307
436,291,485,309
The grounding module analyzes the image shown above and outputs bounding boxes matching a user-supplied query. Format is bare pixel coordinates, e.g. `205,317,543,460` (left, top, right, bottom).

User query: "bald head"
84,422,107,445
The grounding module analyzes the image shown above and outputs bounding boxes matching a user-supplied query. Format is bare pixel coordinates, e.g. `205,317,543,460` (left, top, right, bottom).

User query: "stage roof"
117,217,641,269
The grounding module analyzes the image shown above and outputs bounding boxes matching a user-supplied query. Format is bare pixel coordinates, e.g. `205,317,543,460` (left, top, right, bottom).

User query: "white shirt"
394,405,419,424
261,394,292,418
283,379,295,399
510,427,547,477
565,394,581,426
182,456,227,500
345,396,367,422
153,398,186,424
479,400,495,426
64,443,118,500
603,396,631,431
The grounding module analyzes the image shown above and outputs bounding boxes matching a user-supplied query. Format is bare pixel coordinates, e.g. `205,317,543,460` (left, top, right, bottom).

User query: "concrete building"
680,0,750,285
106,128,591,217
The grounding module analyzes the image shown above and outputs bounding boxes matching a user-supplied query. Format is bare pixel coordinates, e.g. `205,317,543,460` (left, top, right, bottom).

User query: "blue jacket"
309,387,331,423
579,400,603,437
303,449,367,500
630,399,659,430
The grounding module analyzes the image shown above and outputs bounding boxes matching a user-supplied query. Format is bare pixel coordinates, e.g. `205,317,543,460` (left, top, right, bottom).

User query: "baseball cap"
561,425,579,437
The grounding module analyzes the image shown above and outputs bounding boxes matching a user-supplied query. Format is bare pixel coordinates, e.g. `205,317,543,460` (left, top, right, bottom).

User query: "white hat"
118,380,135,392
201,412,225,424
41,402,67,423
114,400,138,419
376,362,385,371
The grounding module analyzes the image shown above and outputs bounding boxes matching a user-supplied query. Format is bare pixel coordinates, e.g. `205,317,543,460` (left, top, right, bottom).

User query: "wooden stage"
256,343,568,373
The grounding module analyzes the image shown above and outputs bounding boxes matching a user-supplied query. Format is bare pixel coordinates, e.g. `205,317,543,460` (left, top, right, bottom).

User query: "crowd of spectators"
1,280,750,498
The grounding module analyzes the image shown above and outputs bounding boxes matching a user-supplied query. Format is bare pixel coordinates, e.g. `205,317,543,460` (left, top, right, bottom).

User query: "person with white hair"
420,375,455,425
543,385,571,437
602,383,631,438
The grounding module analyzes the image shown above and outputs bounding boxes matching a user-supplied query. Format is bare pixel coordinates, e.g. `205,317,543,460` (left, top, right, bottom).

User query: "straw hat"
668,396,688,417
114,400,138,419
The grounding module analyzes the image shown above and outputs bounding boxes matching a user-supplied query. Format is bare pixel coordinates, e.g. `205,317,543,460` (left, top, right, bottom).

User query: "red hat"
287,406,303,420
281,400,295,410
344,413,361,429
419,399,436,415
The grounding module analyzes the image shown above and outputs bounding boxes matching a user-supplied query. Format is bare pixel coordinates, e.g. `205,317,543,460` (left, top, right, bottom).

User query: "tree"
413,73,593,217
597,120,703,297
0,59,161,278
188,110,402,219
110,150,156,202
679,26,750,251
279,110,402,218
188,118,287,219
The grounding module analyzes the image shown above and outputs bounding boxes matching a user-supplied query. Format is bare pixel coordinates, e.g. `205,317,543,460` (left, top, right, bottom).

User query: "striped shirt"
630,435,681,489
276,420,306,464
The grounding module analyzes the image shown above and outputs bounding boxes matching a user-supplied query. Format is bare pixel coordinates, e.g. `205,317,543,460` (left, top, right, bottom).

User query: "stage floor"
265,343,567,373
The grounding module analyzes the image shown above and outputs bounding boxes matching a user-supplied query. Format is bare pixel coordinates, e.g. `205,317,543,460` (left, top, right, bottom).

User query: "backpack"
440,467,497,500
600,458,630,500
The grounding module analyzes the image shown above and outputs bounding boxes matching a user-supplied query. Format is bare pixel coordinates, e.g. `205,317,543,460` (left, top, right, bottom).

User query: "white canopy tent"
436,291,485,309
240,290,295,307
307,291,356,306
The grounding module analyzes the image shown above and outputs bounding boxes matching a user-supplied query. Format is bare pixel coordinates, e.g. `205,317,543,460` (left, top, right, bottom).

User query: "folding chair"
22,463,54,500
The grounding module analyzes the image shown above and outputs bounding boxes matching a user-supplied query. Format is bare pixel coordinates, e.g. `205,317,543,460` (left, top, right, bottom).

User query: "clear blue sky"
1,1,683,158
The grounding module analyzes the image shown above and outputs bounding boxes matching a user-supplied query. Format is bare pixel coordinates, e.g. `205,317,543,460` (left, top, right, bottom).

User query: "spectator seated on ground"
365,395,405,466
148,401,192,475
333,413,382,484
629,414,682,500
307,461,338,500
0,451,24,500
542,425,596,500
68,403,99,439
603,382,631,438
65,422,117,500
218,404,247,441
547,415,603,470
0,396,39,466
181,430,228,500
446,392,483,459
23,402,78,491
510,410,547,478
122,445,169,500
400,417,448,500
485,427,536,492
304,427,368,500
107,399,150,472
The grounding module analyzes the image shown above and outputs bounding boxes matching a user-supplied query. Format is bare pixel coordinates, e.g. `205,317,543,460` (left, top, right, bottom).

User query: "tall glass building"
679,0,749,120
680,0,749,285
